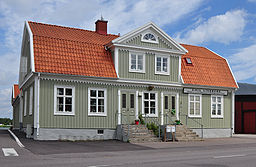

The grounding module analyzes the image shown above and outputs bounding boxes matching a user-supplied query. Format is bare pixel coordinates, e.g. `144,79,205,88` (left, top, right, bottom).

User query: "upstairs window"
185,58,192,65
129,52,145,73
141,32,158,43
155,55,170,75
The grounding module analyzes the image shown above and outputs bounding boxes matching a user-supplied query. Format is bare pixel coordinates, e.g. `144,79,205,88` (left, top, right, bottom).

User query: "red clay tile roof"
28,21,119,78
13,84,20,99
181,44,237,88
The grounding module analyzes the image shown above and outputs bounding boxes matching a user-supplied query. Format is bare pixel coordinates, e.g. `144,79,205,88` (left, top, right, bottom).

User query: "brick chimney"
95,18,108,35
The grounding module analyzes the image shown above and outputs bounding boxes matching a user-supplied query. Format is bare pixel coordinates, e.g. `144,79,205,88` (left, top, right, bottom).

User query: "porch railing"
179,114,204,139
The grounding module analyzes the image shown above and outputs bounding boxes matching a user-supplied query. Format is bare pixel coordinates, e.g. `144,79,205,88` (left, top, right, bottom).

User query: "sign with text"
183,88,228,96
166,125,176,133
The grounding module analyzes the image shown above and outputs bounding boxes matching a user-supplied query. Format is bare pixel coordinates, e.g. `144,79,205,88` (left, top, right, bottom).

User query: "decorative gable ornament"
141,31,158,44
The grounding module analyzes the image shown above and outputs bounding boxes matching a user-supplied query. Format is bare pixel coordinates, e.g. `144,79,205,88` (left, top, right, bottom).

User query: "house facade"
12,19,238,140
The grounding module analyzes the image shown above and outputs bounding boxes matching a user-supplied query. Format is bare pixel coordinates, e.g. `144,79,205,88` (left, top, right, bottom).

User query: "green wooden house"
11,19,238,140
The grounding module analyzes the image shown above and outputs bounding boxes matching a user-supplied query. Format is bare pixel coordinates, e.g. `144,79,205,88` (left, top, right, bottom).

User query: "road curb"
8,129,25,148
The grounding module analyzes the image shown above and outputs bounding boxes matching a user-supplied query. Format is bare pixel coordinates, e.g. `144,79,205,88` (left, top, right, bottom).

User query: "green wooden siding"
118,50,179,82
13,102,20,129
39,79,232,129
22,84,34,127
179,93,232,129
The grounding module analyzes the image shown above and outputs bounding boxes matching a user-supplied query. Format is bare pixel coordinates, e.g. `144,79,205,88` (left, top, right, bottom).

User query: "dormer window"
185,58,192,65
141,32,158,44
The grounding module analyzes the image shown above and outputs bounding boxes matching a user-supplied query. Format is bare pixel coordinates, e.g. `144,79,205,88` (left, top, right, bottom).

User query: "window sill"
54,112,75,116
188,115,202,118
155,72,170,75
88,113,107,117
143,114,158,118
129,70,145,73
211,116,223,119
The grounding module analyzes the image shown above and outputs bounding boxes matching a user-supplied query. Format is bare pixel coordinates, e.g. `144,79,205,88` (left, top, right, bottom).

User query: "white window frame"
88,88,107,116
129,51,145,73
155,55,170,75
23,91,27,116
211,95,224,118
142,92,158,117
188,94,202,118
141,31,159,44
29,87,33,115
54,85,75,116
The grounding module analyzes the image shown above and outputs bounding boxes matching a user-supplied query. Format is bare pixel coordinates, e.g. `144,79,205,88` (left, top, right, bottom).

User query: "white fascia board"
205,47,239,89
112,22,187,54
18,24,27,87
113,43,185,55
19,72,34,89
25,21,35,72
183,83,236,91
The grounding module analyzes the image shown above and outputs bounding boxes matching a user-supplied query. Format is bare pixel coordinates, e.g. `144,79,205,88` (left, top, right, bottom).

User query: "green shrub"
146,122,161,137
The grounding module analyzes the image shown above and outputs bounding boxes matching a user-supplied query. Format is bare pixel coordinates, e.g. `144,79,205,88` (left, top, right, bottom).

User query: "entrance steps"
122,125,160,143
175,125,203,142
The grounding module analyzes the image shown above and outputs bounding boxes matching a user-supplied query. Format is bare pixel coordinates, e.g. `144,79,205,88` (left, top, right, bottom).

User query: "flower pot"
135,120,139,125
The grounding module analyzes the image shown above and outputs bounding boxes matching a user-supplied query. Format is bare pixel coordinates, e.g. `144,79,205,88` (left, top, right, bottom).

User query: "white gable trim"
112,22,188,53
25,21,35,72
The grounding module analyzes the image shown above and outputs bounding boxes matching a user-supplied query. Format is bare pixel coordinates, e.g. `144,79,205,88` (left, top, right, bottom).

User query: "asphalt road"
1,129,256,167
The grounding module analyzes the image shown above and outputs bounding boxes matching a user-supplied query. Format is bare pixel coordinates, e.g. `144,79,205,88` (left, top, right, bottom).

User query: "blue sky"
0,0,256,118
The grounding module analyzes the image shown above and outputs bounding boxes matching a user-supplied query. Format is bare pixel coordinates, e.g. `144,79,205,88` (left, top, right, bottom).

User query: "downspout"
231,90,235,136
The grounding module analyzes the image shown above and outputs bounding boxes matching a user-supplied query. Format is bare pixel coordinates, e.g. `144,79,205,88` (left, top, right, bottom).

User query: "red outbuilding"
235,83,256,134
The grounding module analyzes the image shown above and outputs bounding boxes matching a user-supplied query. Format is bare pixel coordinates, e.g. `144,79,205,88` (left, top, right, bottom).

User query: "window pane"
144,93,149,99
195,103,200,115
217,97,221,103
98,91,104,97
150,93,155,100
122,94,126,108
195,96,200,102
65,105,72,112
130,94,134,108
90,90,96,97
98,99,104,106
98,106,104,113
145,108,149,114
212,97,216,103
65,97,72,105
90,106,96,112
150,101,155,108
163,58,168,72
212,104,216,115
164,96,168,109
57,104,63,112
138,55,143,70
144,101,149,107
90,99,96,106
57,97,63,105
65,88,72,96
150,108,155,114
190,95,194,101
172,96,175,110
217,104,221,115
157,57,161,72
57,88,64,95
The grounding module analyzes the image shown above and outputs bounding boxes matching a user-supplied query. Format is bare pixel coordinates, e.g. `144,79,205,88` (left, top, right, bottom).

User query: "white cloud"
0,0,204,118
175,10,247,44
229,44,256,82
248,0,256,2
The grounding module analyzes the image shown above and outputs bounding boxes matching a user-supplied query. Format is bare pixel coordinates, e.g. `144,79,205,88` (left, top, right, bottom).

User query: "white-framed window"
141,31,159,44
54,85,75,115
129,52,145,73
29,87,33,115
88,88,107,116
23,91,27,116
155,55,170,75
142,92,158,117
211,95,223,118
188,94,202,118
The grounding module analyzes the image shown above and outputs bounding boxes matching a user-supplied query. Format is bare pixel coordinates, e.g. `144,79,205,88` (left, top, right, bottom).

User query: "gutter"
34,72,40,137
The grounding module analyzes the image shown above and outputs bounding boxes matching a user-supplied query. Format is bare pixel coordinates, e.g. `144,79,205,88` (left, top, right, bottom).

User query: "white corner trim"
188,94,202,118
29,86,33,115
114,47,119,78
161,92,164,125
23,91,27,117
231,91,235,134
118,90,121,125
136,91,139,120
176,92,179,120
178,56,181,82
25,21,35,72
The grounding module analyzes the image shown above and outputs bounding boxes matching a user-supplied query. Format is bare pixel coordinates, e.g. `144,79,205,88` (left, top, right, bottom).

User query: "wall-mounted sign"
184,88,228,96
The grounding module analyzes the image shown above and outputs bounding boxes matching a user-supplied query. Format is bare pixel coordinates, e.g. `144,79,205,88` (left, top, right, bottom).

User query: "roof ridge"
33,34,109,46
28,21,119,37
